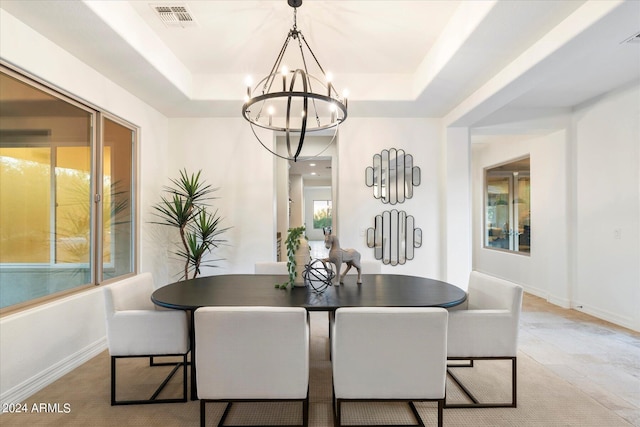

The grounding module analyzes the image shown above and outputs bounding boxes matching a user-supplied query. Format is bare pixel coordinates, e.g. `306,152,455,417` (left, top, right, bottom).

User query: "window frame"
483,156,531,256
0,62,139,316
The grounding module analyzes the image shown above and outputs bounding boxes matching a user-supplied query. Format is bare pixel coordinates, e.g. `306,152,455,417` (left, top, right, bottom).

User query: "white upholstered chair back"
195,306,309,400
254,262,288,275
103,272,189,357
254,260,381,275
103,272,156,314
467,271,522,312
102,272,189,405
332,307,448,400
448,271,523,358
445,271,523,408
344,259,381,275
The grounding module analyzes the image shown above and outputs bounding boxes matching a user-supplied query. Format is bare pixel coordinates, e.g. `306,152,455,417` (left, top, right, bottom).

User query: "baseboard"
522,284,547,300
523,285,571,309
0,337,107,406
571,302,635,331
525,285,637,331
547,295,571,309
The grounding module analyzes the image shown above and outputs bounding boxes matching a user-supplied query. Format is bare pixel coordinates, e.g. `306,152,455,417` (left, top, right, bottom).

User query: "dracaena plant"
152,169,229,280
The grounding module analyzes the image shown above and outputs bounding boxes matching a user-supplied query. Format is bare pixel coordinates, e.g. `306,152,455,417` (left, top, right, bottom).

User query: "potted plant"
151,169,229,280
277,225,310,289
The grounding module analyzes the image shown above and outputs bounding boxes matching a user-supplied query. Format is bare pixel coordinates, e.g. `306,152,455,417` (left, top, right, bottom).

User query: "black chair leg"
445,357,517,408
111,354,188,405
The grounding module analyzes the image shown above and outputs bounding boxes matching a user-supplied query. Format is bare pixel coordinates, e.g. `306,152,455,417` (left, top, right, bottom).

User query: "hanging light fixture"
242,0,348,162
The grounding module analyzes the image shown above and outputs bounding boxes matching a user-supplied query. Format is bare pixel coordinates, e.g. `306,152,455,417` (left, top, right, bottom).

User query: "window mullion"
512,174,519,252
93,115,102,285
50,146,57,265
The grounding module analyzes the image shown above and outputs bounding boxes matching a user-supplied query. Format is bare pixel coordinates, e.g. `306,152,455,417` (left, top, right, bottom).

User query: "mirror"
366,209,421,265
365,148,421,204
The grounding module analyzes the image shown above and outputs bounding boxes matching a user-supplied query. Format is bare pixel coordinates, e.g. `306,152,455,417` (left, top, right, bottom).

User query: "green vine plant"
276,226,307,289
151,169,230,280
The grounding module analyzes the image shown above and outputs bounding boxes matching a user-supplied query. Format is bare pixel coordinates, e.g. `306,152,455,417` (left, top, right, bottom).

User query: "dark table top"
151,273,467,311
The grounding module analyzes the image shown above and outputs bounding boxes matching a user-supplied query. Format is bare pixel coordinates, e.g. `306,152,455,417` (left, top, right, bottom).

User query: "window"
101,117,135,280
313,200,332,229
484,157,530,254
0,66,136,311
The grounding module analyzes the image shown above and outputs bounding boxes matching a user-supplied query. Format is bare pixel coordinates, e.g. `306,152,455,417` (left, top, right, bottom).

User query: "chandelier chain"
295,33,322,127
256,34,292,121
298,32,332,127
293,7,297,31
300,33,327,77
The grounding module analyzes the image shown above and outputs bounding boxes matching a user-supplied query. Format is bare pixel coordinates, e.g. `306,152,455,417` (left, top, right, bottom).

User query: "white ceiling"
1,0,639,127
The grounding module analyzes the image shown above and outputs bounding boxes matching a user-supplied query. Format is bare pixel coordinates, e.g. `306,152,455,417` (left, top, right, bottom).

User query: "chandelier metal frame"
242,0,348,162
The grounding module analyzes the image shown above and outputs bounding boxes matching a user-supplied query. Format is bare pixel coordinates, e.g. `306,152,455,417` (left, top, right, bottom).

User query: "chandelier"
242,0,348,162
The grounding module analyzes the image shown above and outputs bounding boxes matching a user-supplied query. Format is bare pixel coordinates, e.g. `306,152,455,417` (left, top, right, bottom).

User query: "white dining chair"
254,261,288,274
103,272,190,405
445,271,523,408
332,307,448,427
195,306,309,427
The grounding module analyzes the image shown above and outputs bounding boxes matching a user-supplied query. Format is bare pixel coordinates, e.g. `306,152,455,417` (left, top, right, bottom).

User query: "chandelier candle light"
242,0,348,162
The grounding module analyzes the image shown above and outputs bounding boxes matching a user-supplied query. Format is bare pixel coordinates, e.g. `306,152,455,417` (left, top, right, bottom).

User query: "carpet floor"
0,311,631,426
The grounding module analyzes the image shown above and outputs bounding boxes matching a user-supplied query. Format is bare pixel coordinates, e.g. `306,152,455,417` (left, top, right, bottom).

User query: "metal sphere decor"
303,259,335,293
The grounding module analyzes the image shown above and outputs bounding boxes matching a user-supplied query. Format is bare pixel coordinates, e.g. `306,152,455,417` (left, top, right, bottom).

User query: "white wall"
167,118,275,274
445,127,472,287
573,82,640,331
471,82,640,332
338,118,444,278
165,117,445,279
472,131,570,307
0,9,170,403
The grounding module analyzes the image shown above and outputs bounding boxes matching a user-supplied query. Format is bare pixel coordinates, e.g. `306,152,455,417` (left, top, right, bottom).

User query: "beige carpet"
0,312,631,426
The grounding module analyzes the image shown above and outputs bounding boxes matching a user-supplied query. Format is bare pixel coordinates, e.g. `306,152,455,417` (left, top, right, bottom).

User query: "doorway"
275,135,337,261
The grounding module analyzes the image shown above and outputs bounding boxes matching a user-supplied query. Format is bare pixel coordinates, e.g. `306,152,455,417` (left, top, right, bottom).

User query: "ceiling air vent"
621,31,640,44
151,4,197,27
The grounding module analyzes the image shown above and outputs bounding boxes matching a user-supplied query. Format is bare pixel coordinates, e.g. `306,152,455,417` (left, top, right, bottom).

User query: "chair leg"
512,356,517,408
447,359,474,368
183,353,188,402
445,357,517,408
205,399,307,427
334,399,439,427
217,402,233,427
110,354,188,405
302,395,309,427
408,401,426,427
111,356,117,405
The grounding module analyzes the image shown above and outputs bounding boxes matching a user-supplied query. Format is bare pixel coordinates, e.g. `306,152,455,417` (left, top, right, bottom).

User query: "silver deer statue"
323,228,362,284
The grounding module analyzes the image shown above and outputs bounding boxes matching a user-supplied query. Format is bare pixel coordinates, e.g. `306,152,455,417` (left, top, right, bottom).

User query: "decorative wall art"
365,148,421,205
365,149,422,265
366,209,422,266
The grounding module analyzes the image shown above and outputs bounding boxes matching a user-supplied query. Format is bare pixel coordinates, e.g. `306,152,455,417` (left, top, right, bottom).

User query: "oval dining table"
151,273,467,399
